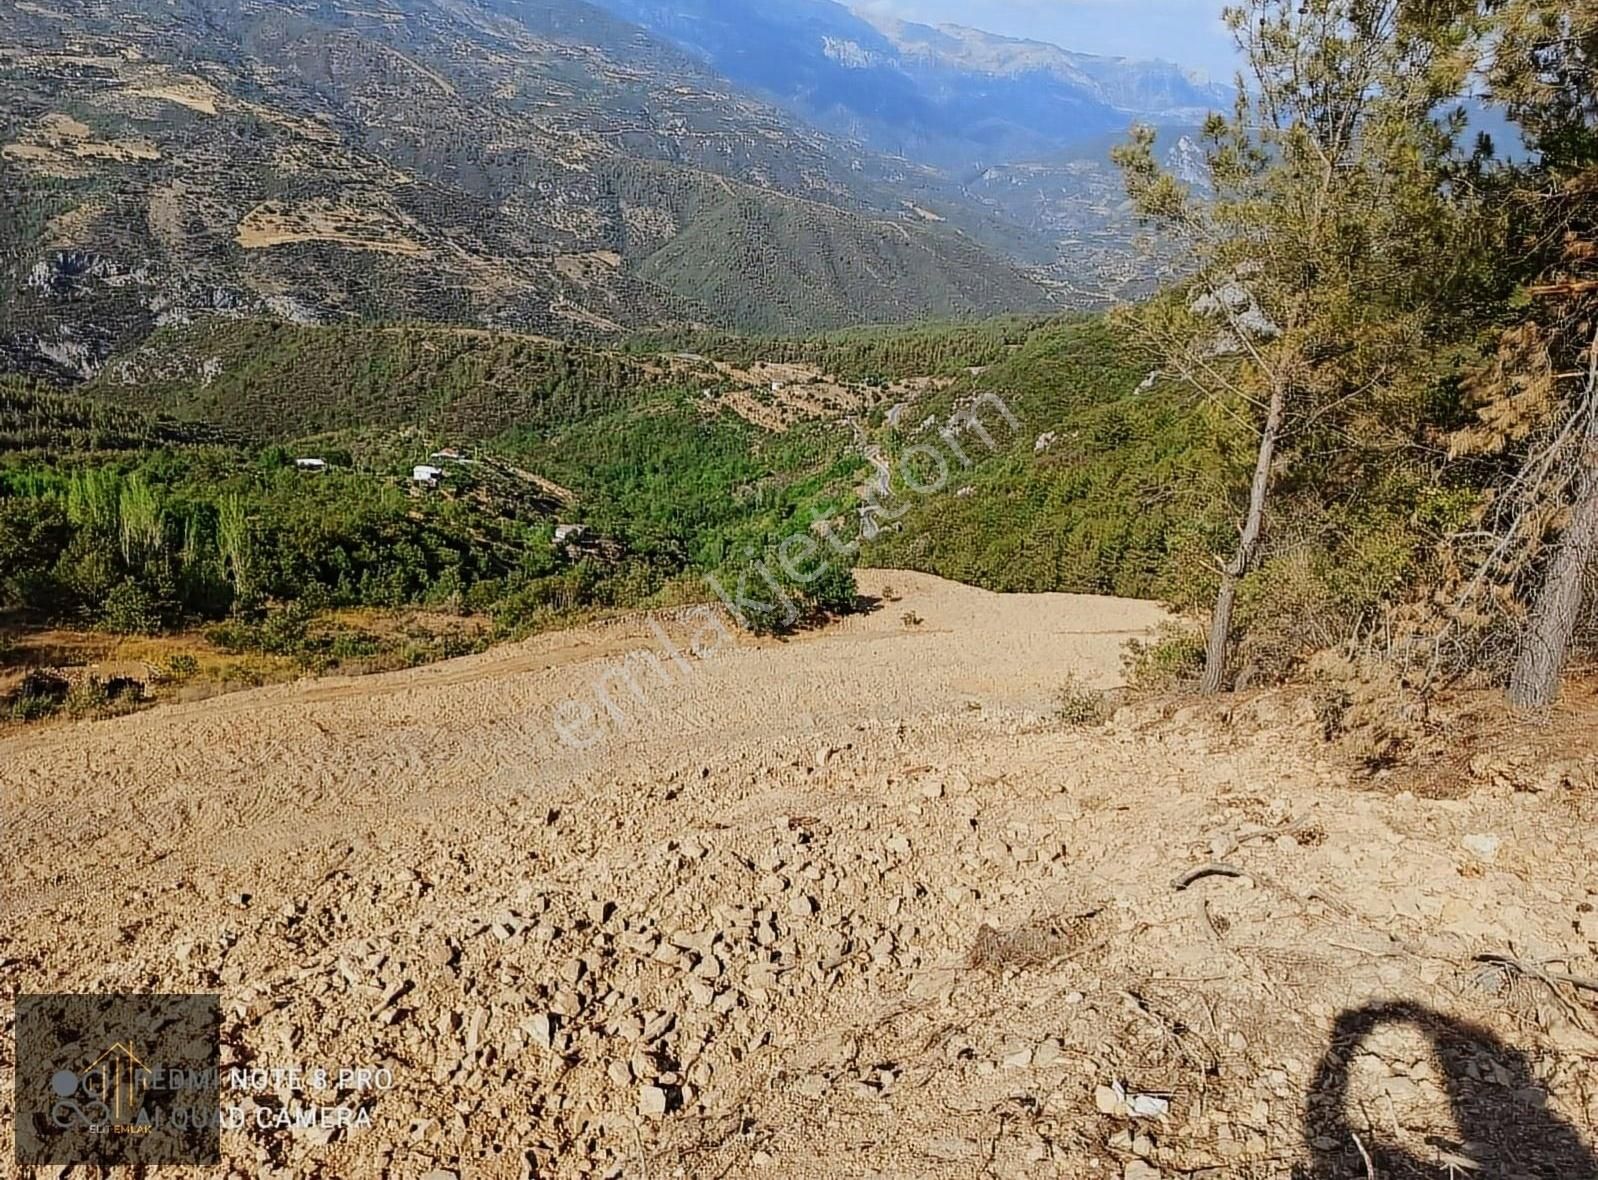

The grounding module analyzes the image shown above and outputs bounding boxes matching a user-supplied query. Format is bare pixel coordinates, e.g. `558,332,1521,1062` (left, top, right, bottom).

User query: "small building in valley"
412,464,444,487
294,457,328,473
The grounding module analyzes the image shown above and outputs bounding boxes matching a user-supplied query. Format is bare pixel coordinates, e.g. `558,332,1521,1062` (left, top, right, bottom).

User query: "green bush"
804,564,859,616
53,530,122,614
1122,623,1206,692
9,690,62,722
102,579,163,636
328,629,381,662
440,632,484,660
0,496,71,610
208,602,318,656
1055,674,1108,727
163,653,200,681
64,677,111,719
717,555,864,636
256,602,313,655
735,595,795,637
206,620,256,654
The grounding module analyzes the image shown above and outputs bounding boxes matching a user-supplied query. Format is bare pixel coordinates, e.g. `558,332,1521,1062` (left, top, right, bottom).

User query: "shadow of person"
1297,1001,1598,1178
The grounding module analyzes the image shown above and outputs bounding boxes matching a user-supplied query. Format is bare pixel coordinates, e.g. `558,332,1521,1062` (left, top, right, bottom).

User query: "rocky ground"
3,572,1597,1179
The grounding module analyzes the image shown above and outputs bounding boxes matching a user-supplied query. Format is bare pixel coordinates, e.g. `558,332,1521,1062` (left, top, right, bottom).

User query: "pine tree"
1483,0,1598,707
1114,0,1486,692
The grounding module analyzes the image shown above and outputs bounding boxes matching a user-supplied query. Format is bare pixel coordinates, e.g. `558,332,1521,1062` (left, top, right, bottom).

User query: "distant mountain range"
0,0,1227,381
591,0,1230,168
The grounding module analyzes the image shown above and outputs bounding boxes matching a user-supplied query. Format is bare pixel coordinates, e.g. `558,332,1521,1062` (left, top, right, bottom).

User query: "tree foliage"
1112,0,1524,692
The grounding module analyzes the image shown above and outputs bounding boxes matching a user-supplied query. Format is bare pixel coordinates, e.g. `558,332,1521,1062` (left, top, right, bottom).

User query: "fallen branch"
1473,952,1598,1034
1352,1131,1377,1179
1475,953,1598,994
1172,863,1251,890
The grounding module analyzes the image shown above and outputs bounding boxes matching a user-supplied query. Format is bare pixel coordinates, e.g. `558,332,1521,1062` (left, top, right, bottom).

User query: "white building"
412,465,444,486
294,458,327,473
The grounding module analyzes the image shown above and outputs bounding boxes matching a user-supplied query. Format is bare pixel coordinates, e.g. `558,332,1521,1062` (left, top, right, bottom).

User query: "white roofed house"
412,464,444,487
294,457,327,473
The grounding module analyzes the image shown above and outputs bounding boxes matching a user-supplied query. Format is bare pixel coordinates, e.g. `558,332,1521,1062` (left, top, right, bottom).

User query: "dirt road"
3,572,1596,1178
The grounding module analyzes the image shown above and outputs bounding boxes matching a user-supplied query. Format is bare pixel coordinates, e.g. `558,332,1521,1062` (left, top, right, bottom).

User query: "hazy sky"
854,0,1242,79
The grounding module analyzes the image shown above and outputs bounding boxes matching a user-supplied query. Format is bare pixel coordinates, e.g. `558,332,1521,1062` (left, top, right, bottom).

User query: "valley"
1,311,1227,723
0,0,1060,379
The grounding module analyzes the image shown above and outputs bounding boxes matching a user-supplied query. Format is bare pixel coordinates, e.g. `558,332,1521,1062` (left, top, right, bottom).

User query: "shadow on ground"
1297,1001,1598,1179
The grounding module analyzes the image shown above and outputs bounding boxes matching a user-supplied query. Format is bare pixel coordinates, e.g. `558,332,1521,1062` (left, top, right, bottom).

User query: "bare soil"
3,571,1596,1179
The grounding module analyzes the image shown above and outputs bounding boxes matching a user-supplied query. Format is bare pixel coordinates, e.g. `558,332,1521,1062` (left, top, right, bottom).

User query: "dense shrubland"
621,317,1053,383
0,425,517,633
87,321,664,442
0,376,869,679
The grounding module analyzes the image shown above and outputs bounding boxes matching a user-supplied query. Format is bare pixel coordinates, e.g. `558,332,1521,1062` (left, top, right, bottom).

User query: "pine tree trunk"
1200,381,1286,694
1508,403,1598,709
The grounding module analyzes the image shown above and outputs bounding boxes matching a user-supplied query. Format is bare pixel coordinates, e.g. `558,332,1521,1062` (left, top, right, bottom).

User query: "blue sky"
854,0,1242,79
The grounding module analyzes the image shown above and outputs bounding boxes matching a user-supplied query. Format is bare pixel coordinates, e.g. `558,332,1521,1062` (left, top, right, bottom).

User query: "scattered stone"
642,1011,675,1042
1463,833,1502,861
1034,1038,1064,1067
526,1013,556,1051
1000,1046,1033,1069
638,1085,669,1118
794,1074,830,1099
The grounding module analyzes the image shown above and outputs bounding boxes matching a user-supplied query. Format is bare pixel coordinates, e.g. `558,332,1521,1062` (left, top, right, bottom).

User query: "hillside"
72,312,1228,594
88,321,674,443
1,311,1235,711
855,317,1231,601
0,0,1055,380
5,571,1597,1175
71,312,1229,607
586,0,1224,304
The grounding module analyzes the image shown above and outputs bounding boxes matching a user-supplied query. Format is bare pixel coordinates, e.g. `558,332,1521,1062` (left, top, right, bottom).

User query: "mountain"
589,0,1230,168
0,0,1055,379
